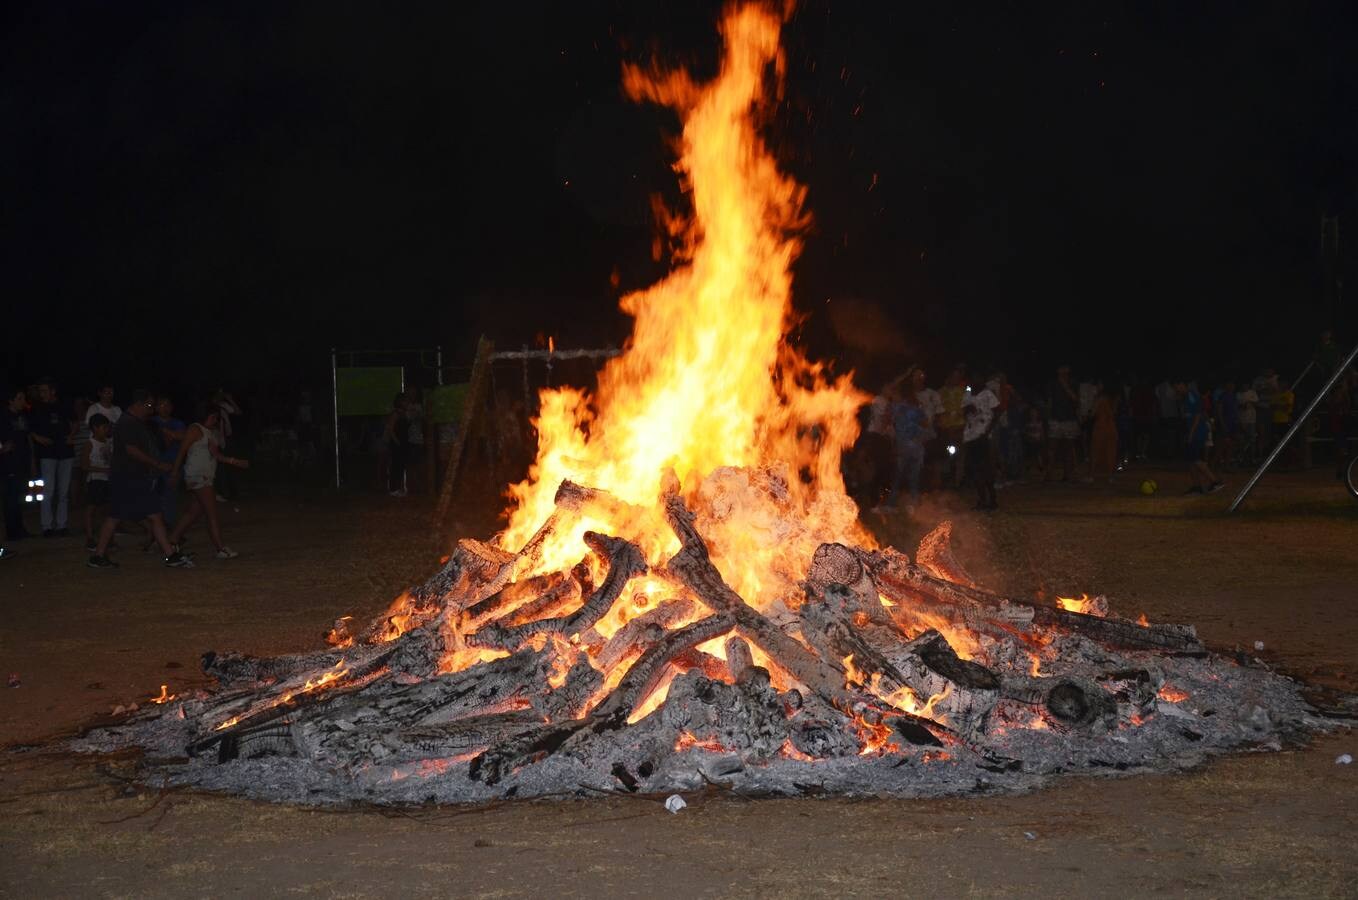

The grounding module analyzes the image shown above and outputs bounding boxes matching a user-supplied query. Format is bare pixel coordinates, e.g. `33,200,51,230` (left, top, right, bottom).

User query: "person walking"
30,378,75,537
210,389,242,501
1180,382,1224,495
167,404,250,559
81,413,112,551
151,395,186,529
87,390,193,569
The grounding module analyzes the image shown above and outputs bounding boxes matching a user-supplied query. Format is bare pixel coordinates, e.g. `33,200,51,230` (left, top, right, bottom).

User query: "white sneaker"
389,488,408,498
215,547,239,559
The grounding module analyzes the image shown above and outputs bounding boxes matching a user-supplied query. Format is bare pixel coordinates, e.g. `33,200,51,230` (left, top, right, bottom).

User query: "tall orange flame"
501,3,866,608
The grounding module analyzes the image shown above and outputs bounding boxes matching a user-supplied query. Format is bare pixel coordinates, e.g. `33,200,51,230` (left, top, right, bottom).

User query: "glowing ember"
149,684,175,704
1157,684,1190,703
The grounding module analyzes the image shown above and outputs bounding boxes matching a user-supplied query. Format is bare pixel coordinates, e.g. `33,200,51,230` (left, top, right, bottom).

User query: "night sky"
4,0,1355,399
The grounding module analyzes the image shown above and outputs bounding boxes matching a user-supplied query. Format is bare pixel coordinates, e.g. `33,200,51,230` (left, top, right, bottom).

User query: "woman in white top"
169,405,249,559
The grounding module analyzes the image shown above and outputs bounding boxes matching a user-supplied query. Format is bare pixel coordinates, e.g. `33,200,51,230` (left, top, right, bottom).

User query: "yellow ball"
1140,479,1157,495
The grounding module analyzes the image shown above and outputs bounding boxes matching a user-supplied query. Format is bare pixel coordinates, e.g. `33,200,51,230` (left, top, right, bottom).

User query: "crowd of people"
0,379,249,568
850,336,1358,514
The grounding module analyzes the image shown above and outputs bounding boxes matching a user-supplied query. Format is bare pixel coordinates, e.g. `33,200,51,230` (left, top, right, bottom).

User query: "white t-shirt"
962,388,1000,443
1077,382,1098,420
86,403,122,424
87,437,110,482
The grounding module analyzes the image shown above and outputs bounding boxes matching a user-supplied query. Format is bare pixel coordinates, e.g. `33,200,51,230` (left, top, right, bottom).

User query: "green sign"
430,383,470,424
336,367,404,417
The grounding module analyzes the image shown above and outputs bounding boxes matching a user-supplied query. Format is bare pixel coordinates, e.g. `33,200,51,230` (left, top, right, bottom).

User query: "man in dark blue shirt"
151,395,186,528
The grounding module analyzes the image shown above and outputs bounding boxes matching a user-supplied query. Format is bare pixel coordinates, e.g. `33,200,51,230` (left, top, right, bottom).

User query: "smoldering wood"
460,572,571,630
914,520,977,587
468,533,645,650
864,550,1205,655
591,598,699,672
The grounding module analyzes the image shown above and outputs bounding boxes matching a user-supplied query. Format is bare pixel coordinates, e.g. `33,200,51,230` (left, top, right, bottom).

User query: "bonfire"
80,4,1333,804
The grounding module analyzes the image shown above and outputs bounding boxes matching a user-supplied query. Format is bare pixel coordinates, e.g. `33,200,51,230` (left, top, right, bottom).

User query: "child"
82,413,112,552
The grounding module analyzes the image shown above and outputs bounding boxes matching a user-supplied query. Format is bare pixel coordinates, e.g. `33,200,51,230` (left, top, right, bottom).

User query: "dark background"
3,0,1355,402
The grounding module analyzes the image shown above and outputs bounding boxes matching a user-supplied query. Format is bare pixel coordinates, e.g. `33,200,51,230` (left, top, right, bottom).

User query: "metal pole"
436,345,444,386
1289,361,1314,393
1229,339,1358,512
331,347,341,489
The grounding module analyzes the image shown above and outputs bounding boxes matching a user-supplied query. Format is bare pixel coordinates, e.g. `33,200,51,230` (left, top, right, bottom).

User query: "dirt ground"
1,467,1355,898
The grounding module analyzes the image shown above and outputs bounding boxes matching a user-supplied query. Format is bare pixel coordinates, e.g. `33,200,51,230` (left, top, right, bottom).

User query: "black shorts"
965,439,991,470
110,474,159,521
86,480,110,507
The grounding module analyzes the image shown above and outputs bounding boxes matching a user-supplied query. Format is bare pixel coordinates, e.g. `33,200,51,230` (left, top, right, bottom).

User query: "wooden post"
433,336,494,528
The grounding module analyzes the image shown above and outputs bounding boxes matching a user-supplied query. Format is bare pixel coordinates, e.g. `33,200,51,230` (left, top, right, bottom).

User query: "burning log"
460,571,576,630
591,598,699,672
914,520,977,588
865,549,1206,656
468,533,645,650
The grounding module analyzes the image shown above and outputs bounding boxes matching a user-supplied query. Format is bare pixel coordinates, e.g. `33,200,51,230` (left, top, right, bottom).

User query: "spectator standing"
1253,369,1277,453
384,393,412,497
71,396,91,511
993,372,1022,484
1181,382,1224,494
1090,385,1119,481
962,374,1000,510
1077,377,1099,472
1046,365,1080,482
85,385,121,425
81,414,112,551
1131,379,1155,461
168,405,250,559
30,378,75,537
87,391,192,569
1,387,34,545
1214,379,1240,472
151,396,186,528
915,377,944,491
861,380,897,509
1154,377,1179,458
938,366,967,487
1235,380,1259,464
885,367,930,511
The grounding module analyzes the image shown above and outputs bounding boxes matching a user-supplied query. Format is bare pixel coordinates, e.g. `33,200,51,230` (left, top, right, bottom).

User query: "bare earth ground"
1,467,1355,898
